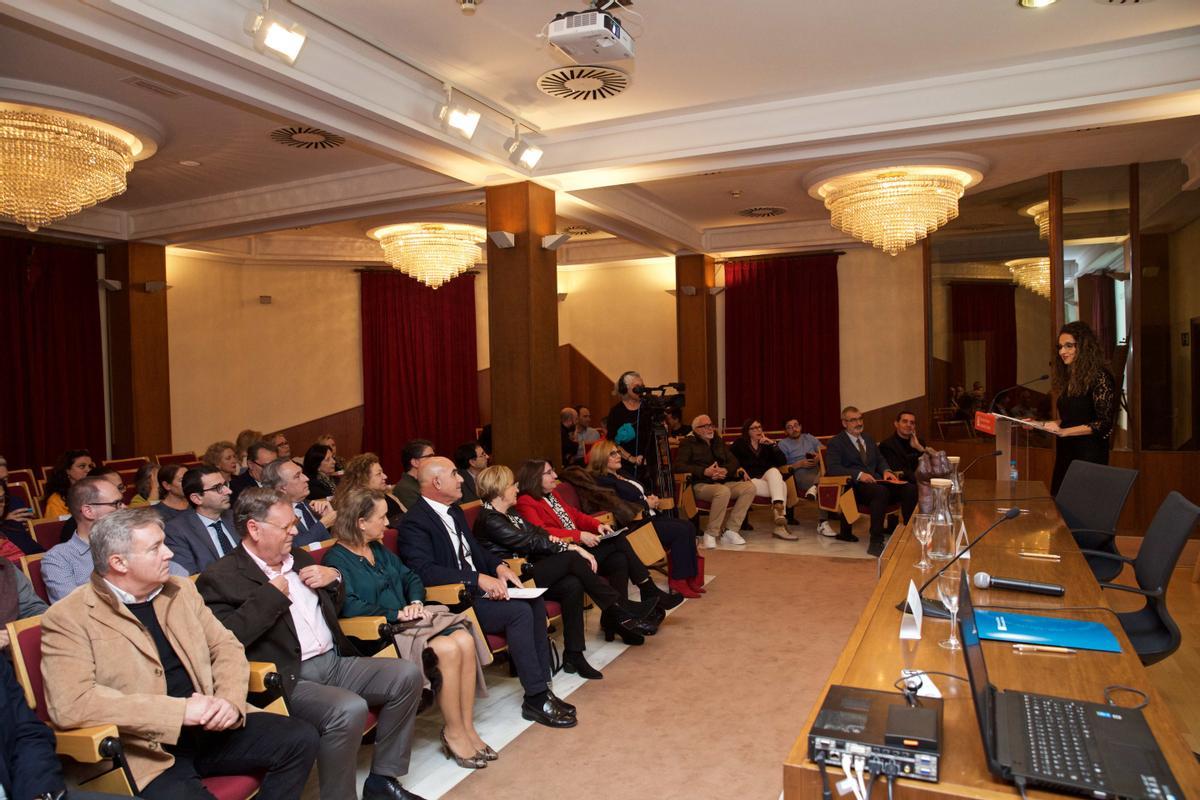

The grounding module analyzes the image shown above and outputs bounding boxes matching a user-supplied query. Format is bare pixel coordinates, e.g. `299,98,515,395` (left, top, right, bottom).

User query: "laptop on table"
957,575,1181,800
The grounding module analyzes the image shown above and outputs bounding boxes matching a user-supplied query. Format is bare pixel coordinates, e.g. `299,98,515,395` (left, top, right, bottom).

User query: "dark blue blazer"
0,653,64,799
398,496,502,593
291,502,329,548
824,431,888,482
164,509,237,575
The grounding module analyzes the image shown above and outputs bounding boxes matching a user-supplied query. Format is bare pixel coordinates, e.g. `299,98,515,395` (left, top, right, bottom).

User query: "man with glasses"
229,440,277,506
262,459,333,547
164,465,239,575
674,415,757,549
42,476,126,602
199,488,426,800
825,406,918,556
392,439,434,511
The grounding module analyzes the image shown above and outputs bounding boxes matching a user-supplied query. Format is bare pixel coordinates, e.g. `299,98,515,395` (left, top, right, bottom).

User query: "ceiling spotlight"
505,123,544,169
1018,0,1057,7
460,0,479,13
245,1,307,64
437,86,481,140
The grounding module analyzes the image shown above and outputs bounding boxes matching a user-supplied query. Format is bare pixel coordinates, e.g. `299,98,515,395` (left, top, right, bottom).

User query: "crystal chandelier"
1022,201,1050,239
0,107,139,232
1006,257,1051,298
369,223,484,288
810,166,979,256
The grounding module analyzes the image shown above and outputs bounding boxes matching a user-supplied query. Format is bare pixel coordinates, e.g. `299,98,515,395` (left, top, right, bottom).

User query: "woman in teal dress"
325,487,496,769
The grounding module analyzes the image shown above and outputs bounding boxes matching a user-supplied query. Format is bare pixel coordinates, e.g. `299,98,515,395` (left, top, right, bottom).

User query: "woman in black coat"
1044,321,1118,495
730,418,796,540
472,465,657,680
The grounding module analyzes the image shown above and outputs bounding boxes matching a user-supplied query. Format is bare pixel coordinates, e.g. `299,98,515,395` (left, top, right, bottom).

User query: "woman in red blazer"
514,460,682,618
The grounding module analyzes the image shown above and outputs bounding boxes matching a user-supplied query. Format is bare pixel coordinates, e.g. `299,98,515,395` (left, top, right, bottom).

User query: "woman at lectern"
1044,321,1117,494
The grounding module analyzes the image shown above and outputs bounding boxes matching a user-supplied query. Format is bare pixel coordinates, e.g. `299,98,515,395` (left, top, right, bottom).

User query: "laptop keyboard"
1021,694,1107,791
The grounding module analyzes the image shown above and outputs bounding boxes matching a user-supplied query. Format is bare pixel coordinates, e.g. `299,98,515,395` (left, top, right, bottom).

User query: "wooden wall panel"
860,395,930,446
277,406,363,462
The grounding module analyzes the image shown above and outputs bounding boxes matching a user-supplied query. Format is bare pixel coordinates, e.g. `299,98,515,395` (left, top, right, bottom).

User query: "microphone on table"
895,507,1021,620
958,449,1002,476
973,571,1065,597
989,374,1050,413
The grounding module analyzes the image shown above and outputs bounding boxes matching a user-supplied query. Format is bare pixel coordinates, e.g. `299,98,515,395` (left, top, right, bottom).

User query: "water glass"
911,513,933,570
937,567,962,651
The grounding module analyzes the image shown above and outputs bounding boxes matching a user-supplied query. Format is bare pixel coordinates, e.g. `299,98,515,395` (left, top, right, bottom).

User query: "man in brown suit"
41,508,319,799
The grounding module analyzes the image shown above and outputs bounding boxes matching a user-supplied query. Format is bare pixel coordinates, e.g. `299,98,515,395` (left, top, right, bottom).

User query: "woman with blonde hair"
324,487,495,768
336,453,406,527
201,440,239,484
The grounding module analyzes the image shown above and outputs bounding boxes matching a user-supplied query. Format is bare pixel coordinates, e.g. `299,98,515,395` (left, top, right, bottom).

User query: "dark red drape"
950,283,1017,397
360,271,479,477
0,236,106,470
724,253,841,434
1077,274,1116,362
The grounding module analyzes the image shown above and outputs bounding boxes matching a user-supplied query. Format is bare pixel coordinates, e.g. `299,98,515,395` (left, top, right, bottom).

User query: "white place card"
900,579,923,640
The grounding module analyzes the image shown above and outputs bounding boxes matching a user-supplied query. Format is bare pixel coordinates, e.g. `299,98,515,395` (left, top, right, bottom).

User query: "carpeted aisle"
442,549,878,800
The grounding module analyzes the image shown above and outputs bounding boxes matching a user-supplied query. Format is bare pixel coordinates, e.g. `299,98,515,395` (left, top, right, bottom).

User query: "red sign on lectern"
974,411,996,435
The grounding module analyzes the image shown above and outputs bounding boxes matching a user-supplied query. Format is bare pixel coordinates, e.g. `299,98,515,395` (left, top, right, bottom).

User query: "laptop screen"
958,572,995,754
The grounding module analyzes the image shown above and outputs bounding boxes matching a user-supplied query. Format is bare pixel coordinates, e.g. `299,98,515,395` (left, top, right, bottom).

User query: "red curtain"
950,283,1017,397
0,236,106,470
360,271,479,477
1077,274,1116,362
724,253,841,434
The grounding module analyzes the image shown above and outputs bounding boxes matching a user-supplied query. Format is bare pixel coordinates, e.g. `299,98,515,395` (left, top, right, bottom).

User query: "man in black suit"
879,410,934,483
261,458,332,547
451,441,488,504
824,405,917,557
198,488,425,800
229,440,277,506
164,465,239,575
398,457,575,728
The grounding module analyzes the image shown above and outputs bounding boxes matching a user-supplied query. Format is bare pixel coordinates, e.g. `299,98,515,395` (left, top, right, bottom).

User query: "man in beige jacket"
41,507,319,799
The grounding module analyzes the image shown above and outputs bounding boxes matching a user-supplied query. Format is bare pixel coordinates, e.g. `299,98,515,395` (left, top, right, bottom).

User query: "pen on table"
1013,644,1076,654
1018,551,1061,561
996,507,1031,514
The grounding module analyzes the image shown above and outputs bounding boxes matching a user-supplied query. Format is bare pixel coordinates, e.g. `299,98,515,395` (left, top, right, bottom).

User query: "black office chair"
1082,491,1199,666
1054,460,1138,582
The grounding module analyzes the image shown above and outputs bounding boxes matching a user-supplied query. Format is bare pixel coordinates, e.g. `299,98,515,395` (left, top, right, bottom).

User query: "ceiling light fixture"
505,123,544,170
1018,0,1057,7
1006,257,1052,298
437,86,481,140
0,104,143,232
805,157,985,256
1021,201,1050,239
245,1,307,64
368,222,485,289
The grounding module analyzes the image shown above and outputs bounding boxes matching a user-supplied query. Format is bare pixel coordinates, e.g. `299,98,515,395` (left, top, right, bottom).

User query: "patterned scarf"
544,493,576,529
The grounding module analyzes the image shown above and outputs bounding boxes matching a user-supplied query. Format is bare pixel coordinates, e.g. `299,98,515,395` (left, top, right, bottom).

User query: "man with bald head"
398,458,575,729
673,414,757,549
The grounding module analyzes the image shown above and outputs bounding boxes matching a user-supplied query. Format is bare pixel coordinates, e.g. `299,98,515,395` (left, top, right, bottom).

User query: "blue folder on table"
973,609,1122,653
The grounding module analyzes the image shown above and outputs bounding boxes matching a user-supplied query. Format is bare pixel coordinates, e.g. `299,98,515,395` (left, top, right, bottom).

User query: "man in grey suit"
164,465,238,575
261,459,333,547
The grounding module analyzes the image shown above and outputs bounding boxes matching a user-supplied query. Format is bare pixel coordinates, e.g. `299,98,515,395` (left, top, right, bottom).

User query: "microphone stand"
895,507,1021,620
988,375,1050,413
958,449,1001,477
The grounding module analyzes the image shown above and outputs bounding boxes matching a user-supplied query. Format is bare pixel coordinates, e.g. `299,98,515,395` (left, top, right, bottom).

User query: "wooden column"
675,254,718,425
104,242,172,458
1049,171,1065,336
485,182,560,466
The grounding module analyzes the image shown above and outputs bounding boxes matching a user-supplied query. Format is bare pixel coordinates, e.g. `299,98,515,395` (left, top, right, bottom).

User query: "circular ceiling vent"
562,225,594,236
537,66,629,101
270,126,346,149
737,206,788,218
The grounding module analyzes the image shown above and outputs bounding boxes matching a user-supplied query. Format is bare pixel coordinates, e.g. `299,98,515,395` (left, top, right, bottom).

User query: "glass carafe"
928,478,955,560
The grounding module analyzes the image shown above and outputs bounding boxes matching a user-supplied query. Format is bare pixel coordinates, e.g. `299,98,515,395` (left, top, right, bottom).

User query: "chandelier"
0,106,141,232
1022,201,1050,239
369,223,484,288
1006,257,1051,298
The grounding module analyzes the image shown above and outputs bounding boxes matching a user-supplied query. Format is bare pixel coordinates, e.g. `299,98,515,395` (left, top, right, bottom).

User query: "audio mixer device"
809,685,943,792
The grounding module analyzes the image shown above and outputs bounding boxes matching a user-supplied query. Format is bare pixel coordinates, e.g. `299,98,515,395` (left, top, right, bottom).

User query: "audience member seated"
0,652,81,800
879,409,935,483
42,448,95,519
199,488,426,800
584,439,704,597
574,405,601,458
393,439,434,512
43,507,320,799
164,465,239,575
474,465,657,678
730,419,797,540
262,458,334,547
674,415,757,549
0,556,48,648
514,459,682,612
559,407,580,467
338,453,406,528
0,463,40,558
230,439,277,506
233,429,263,476
777,417,830,532
303,443,338,501
42,476,124,602
663,407,692,441
398,458,576,729
129,463,159,506
824,405,918,557
201,440,239,485
452,441,489,504
269,431,293,462
324,487,495,769
153,463,192,523
316,433,345,475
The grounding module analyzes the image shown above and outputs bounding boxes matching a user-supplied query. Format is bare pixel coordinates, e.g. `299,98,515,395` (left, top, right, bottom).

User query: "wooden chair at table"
6,615,286,799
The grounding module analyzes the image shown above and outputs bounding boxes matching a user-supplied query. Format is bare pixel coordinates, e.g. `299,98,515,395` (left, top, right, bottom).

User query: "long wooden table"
783,479,1200,798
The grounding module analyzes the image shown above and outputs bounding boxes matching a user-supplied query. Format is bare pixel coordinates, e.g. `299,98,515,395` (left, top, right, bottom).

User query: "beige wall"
837,247,926,411
1168,214,1200,447
1015,287,1053,385
165,249,363,454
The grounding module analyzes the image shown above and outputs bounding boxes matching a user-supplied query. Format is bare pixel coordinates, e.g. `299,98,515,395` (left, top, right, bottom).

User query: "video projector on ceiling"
547,10,634,63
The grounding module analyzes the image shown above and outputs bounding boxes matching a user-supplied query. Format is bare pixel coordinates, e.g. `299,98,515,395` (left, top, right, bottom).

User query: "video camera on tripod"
632,382,686,425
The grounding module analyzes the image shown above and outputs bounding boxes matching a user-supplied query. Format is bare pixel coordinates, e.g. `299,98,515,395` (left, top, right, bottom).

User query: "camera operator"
608,371,654,481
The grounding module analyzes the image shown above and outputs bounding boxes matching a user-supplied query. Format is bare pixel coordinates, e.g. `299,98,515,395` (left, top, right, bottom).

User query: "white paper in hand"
899,579,923,640
507,587,548,599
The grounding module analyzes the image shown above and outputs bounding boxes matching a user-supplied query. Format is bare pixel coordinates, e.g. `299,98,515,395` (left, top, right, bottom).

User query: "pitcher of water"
928,478,955,560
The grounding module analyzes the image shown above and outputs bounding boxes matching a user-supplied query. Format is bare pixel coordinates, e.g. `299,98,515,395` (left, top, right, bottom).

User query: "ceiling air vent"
562,225,594,236
119,75,186,99
269,126,346,149
737,206,787,218
537,66,629,101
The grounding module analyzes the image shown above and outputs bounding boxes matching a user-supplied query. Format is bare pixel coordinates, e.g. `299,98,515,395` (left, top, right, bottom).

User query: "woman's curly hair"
1052,321,1108,397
